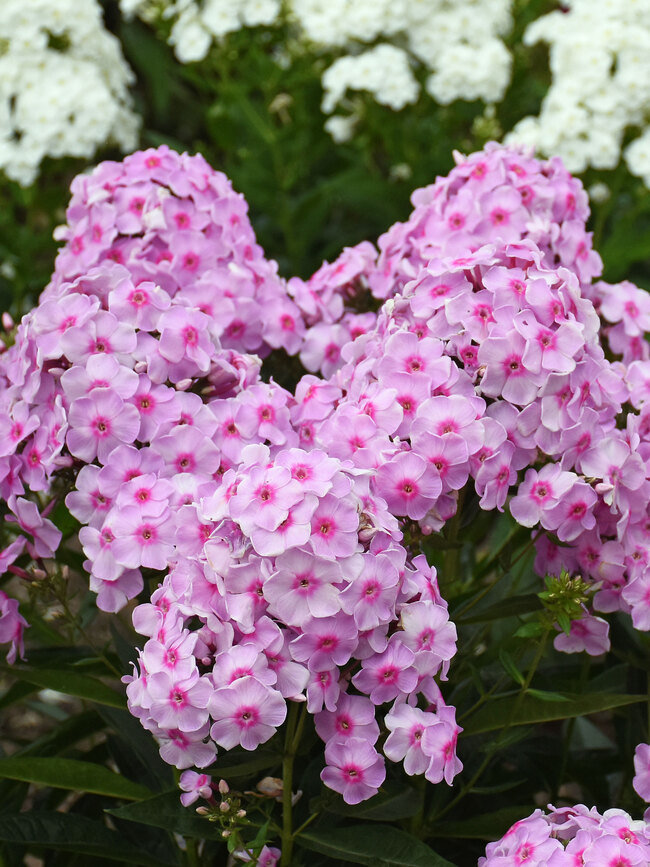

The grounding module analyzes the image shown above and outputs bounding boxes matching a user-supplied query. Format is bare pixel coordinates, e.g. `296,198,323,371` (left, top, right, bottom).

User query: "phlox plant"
1,142,650,867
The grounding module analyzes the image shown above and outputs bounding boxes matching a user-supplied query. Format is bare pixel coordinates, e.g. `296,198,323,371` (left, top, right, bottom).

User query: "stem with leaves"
280,701,305,866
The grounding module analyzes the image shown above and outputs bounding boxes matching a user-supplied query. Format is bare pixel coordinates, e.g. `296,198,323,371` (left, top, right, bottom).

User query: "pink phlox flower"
309,495,360,559
314,692,379,744
212,644,276,689
152,426,221,478
374,451,442,521
155,724,216,769
275,448,341,498
515,310,585,375
510,464,578,529
545,479,598,541
230,464,303,536
339,551,399,631
553,610,610,656
0,589,29,664
66,465,113,528
116,473,174,517
67,389,140,463
321,737,386,804
108,278,171,330
179,770,213,807
61,354,138,401
352,636,418,705
0,401,40,458
60,310,137,365
421,703,463,785
264,548,342,625
209,676,286,750
6,496,62,559
384,703,440,775
399,600,457,680
147,668,213,732
290,614,358,671
478,330,545,406
581,436,645,514
600,281,650,336
110,505,175,571
291,375,342,424
142,630,198,680
237,383,294,446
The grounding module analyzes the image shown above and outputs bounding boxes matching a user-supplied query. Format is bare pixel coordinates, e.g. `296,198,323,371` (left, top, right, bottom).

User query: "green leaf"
429,805,535,839
498,650,525,686
459,594,542,624
4,667,125,707
526,688,570,703
514,622,545,639
320,782,420,821
0,757,151,800
96,705,173,791
0,812,177,866
108,791,224,840
204,747,281,779
297,825,456,866
0,680,37,710
463,692,645,735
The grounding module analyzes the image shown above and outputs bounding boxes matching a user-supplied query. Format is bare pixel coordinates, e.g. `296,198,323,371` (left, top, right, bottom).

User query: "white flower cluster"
121,0,513,140
0,0,139,186
121,0,282,63
507,0,650,183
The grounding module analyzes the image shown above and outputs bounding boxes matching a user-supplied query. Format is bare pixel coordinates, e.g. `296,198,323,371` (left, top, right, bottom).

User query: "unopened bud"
175,378,193,392
218,779,229,795
195,806,210,816
222,830,231,839
31,568,47,580
219,800,230,813
257,776,283,798
236,809,246,819
2,312,14,331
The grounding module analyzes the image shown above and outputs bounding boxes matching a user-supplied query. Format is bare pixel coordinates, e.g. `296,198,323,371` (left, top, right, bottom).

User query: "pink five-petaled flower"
374,451,442,521
314,693,380,745
209,676,287,751
352,637,418,705
263,548,342,626
147,669,213,732
384,703,439,775
67,390,140,463
509,464,577,529
179,770,213,807
321,737,386,804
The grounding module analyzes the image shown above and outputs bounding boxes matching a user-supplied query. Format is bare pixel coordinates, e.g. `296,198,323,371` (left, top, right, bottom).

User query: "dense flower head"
124,442,460,800
5,141,650,815
286,144,650,650
479,803,650,866
50,145,298,360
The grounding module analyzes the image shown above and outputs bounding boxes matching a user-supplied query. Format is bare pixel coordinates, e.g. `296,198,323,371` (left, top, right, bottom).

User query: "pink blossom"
209,677,286,750
321,737,386,804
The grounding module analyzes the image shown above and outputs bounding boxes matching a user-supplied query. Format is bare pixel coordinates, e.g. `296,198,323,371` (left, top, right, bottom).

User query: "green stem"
280,702,301,867
292,812,319,838
185,838,200,867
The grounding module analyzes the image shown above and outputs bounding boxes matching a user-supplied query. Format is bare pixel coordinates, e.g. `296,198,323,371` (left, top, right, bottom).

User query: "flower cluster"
124,440,460,801
479,803,650,866
50,145,300,359
297,143,650,651
507,0,650,184
0,0,138,185
120,0,512,140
